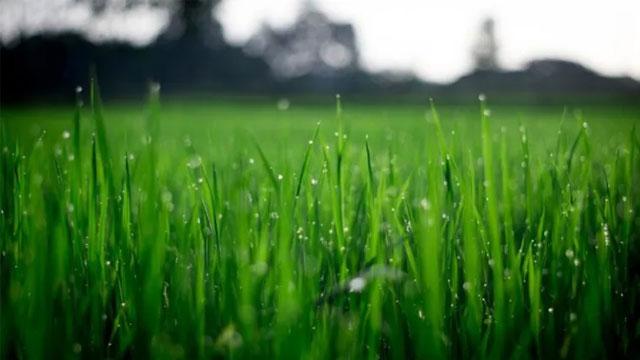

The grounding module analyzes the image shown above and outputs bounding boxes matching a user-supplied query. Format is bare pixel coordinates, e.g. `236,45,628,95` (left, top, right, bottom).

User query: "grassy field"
1,85,639,359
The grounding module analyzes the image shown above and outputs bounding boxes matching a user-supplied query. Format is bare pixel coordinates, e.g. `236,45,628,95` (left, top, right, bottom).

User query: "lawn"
1,86,639,359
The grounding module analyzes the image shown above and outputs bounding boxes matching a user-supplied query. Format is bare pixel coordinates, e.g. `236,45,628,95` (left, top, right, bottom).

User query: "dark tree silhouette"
4,2,637,102
1,0,272,102
472,18,499,71
84,0,223,45
161,0,223,46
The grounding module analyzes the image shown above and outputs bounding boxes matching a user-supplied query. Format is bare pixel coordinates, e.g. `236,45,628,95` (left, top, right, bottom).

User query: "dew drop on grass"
348,277,366,293
602,223,610,246
62,130,71,139
251,262,268,276
161,190,173,203
187,155,202,169
277,98,290,111
419,198,431,210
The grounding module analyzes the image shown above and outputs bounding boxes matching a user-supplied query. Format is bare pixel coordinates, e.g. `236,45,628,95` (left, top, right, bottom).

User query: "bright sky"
2,0,639,82
218,0,640,82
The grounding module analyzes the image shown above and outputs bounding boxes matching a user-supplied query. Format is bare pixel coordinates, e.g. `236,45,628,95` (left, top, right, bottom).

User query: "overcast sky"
2,0,639,82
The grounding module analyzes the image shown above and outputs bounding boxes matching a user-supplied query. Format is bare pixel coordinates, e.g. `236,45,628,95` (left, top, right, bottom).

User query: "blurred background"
1,0,639,103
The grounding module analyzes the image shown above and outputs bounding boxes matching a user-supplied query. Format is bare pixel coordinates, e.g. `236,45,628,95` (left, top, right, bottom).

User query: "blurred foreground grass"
1,89,640,359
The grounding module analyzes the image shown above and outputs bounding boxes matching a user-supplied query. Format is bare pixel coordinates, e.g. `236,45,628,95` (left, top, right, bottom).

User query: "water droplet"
183,136,192,147
187,155,202,169
251,262,268,276
277,98,290,111
348,277,366,293
420,198,431,210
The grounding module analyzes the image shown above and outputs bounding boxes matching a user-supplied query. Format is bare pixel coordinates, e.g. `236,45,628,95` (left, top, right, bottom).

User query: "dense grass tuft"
1,85,639,359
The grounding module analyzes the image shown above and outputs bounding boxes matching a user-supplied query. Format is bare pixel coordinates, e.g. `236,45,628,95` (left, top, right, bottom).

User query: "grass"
1,84,640,359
